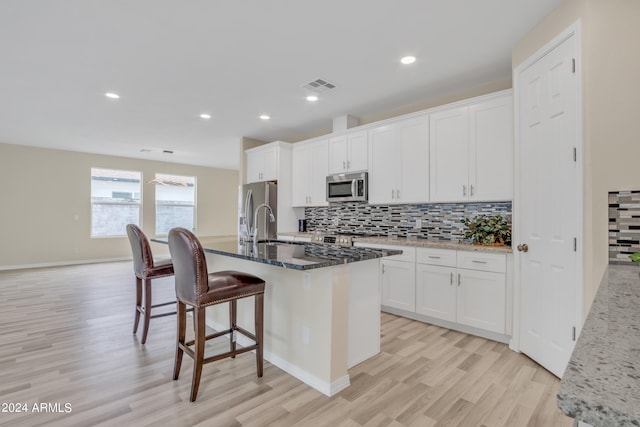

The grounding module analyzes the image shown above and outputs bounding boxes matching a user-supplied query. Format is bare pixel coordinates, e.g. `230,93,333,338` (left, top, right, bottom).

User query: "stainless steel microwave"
326,172,368,202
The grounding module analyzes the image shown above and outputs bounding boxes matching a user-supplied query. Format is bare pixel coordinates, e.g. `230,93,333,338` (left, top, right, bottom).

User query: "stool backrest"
126,224,154,279
168,227,209,306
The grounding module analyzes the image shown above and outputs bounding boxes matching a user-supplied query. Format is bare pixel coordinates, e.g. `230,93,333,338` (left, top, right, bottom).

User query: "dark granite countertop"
557,264,640,426
152,237,402,271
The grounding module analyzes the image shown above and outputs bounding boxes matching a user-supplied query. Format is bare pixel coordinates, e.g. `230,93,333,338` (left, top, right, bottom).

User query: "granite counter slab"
279,232,512,254
557,265,640,426
152,237,402,271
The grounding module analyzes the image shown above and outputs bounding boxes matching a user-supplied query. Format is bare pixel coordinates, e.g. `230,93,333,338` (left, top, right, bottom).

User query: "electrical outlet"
303,272,310,289
415,219,422,229
302,326,310,344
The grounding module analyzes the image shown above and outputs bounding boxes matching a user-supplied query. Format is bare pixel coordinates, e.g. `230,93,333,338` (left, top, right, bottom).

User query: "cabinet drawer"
416,247,456,267
354,243,415,263
457,251,505,273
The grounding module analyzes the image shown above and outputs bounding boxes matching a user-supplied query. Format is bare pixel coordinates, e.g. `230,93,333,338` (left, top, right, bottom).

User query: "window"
91,168,142,237
154,173,196,235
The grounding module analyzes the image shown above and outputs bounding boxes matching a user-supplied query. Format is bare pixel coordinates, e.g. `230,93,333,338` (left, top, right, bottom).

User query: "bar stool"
168,227,265,402
126,224,176,344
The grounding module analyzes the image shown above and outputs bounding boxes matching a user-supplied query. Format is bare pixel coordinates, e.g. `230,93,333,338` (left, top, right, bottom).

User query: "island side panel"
347,258,382,368
203,252,346,396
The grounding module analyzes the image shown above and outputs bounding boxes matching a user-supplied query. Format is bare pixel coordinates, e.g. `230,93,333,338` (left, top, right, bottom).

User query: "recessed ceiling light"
200,113,211,119
400,56,416,65
105,92,120,99
259,115,270,120
306,95,318,102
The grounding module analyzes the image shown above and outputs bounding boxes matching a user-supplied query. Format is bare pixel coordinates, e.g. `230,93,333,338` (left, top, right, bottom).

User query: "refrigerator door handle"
245,189,253,236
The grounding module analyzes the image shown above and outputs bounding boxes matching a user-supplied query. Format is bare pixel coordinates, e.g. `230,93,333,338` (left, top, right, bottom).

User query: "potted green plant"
629,252,640,263
461,215,512,246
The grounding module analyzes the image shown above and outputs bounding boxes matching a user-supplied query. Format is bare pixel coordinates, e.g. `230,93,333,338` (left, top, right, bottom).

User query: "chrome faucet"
252,203,275,246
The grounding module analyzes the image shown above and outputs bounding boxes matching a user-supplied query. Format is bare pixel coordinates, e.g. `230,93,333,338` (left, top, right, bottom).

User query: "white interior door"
517,31,580,378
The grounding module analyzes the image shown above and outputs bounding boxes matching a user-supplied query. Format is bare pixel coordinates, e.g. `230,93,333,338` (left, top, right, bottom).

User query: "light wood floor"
0,262,573,427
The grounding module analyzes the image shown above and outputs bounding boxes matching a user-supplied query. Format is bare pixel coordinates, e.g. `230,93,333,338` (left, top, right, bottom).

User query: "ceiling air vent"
302,78,337,93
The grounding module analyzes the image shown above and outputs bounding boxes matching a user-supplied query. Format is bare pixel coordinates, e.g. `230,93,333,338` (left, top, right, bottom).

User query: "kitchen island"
153,237,401,396
557,264,640,426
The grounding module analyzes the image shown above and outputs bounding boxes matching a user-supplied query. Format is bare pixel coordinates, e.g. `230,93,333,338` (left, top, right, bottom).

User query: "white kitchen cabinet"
292,139,329,206
416,263,456,322
246,143,278,183
329,130,368,174
429,91,513,202
457,268,506,334
368,115,429,204
381,259,416,312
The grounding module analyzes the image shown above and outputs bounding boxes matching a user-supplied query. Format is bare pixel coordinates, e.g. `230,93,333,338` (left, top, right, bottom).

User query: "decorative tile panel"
305,202,511,242
609,190,640,264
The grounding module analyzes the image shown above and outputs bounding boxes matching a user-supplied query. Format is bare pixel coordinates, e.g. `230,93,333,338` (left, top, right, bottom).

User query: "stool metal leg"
230,299,237,357
255,293,264,377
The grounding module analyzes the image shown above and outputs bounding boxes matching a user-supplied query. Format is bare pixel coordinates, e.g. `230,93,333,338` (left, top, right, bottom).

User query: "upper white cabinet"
430,92,513,202
246,143,279,183
329,130,368,174
368,115,429,204
291,139,329,207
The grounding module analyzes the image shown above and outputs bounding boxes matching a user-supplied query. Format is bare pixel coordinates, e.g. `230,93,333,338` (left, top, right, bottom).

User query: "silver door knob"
517,244,529,253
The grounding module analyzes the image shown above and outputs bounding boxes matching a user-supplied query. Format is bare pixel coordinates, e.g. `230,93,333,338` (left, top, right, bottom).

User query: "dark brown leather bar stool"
168,227,265,402
126,224,176,344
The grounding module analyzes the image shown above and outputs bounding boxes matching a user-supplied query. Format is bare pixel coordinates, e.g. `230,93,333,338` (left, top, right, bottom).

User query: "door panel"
518,33,579,377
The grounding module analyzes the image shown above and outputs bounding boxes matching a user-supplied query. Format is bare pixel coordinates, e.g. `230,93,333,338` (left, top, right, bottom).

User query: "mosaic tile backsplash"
305,202,512,242
609,190,640,265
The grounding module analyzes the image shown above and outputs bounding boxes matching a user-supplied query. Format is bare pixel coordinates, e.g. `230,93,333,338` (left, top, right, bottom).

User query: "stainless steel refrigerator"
238,181,277,242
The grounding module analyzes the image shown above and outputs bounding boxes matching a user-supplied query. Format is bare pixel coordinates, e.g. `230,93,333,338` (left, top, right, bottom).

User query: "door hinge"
573,238,577,252
572,58,576,73
573,147,577,162
572,326,576,341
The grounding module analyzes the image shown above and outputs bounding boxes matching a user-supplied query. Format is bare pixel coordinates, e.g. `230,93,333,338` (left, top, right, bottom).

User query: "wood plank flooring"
0,262,573,426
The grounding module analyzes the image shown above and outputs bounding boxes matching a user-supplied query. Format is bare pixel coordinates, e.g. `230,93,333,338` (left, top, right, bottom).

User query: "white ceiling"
0,0,561,169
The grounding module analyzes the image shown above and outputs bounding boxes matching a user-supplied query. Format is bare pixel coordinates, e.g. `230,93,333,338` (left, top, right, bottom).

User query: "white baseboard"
207,318,350,397
0,257,131,271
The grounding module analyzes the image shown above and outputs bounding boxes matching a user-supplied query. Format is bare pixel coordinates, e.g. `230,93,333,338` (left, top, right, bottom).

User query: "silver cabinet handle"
343,160,346,170
458,273,461,286
472,260,487,264
347,160,351,169
463,185,467,197
450,272,453,285
428,256,441,259
396,189,400,199
470,184,474,196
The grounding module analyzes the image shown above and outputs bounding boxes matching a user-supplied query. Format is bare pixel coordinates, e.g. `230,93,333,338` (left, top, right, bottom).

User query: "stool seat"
146,257,174,278
168,227,266,402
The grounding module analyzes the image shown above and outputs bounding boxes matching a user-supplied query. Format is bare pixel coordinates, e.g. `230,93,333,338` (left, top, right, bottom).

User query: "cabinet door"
261,145,278,181
429,106,469,202
245,149,262,183
328,135,347,174
469,95,513,201
347,130,368,172
380,259,415,312
456,269,506,334
291,144,311,206
309,140,329,205
398,116,429,203
368,124,398,204
416,264,456,322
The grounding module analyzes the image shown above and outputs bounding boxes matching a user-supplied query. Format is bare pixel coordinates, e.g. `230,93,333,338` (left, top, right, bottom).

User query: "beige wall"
0,143,239,268
513,0,640,315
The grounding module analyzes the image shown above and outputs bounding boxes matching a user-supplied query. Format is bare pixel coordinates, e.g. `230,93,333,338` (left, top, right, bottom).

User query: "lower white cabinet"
456,268,505,334
416,248,506,335
356,242,509,339
381,259,416,312
416,264,456,322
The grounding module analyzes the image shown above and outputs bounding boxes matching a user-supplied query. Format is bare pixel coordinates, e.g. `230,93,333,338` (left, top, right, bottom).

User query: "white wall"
0,143,239,268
